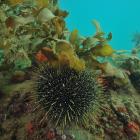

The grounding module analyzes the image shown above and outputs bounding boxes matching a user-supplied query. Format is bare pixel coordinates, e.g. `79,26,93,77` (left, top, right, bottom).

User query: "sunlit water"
60,0,140,50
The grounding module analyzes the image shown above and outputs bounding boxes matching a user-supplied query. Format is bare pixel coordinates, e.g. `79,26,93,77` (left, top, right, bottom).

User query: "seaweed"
0,0,140,140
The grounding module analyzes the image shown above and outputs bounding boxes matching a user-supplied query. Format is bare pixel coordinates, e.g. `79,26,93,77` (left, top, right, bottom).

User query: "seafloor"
0,0,140,140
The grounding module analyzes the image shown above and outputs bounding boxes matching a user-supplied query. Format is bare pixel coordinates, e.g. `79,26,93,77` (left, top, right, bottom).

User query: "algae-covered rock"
65,128,96,140
129,71,140,92
0,0,140,140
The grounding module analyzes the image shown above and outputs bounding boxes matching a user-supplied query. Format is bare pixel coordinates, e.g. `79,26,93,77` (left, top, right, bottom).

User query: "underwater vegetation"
0,0,140,140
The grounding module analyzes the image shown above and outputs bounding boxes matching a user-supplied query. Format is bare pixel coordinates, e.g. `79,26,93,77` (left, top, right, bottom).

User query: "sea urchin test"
33,65,102,128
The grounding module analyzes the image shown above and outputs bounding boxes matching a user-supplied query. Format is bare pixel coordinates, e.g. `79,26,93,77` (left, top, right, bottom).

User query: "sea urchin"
33,65,103,128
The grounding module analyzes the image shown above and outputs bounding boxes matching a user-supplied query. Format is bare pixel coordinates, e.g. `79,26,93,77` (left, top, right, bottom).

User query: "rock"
129,71,140,92
7,92,30,117
0,90,4,99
